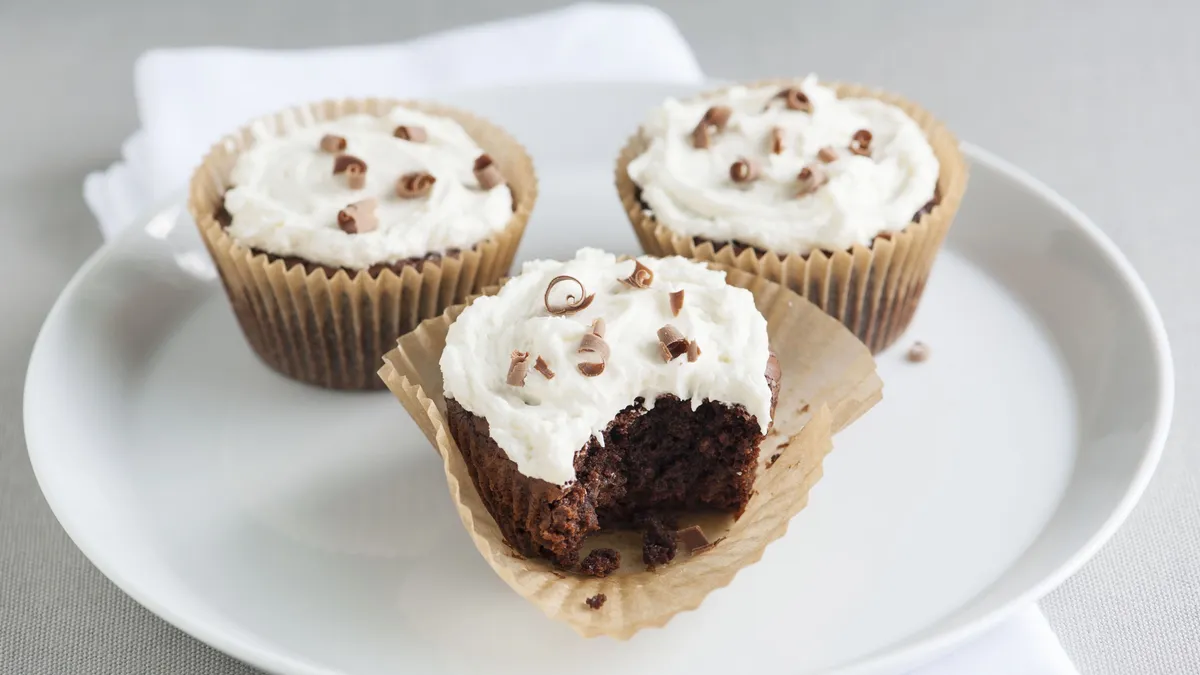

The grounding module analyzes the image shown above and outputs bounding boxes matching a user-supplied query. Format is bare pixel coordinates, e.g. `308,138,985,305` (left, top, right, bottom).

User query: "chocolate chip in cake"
729,157,761,184
818,146,839,163
620,259,654,289
393,125,428,142
676,525,710,554
669,290,685,316
906,341,931,363
506,350,530,386
533,356,555,380
579,548,621,578
544,275,595,316
657,324,689,362
473,153,505,189
336,198,379,234
796,164,829,196
319,134,347,153
585,593,607,610
395,171,436,199
849,129,873,156
641,515,678,567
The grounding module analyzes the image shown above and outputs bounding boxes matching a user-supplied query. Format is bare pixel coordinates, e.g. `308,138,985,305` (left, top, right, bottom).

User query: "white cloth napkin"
80,5,1078,674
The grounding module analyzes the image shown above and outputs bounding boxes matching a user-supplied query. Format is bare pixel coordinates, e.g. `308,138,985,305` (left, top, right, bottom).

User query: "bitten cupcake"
438,249,780,568
616,75,966,353
189,99,537,389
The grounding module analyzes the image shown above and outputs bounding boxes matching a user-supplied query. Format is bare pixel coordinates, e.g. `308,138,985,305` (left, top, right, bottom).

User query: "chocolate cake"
439,249,780,569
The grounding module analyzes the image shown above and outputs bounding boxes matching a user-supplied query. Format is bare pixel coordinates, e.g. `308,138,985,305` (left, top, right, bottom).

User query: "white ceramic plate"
26,83,1172,675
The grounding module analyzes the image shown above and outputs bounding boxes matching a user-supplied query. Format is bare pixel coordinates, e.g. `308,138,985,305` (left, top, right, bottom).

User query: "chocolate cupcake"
438,249,779,568
616,76,967,353
189,99,537,389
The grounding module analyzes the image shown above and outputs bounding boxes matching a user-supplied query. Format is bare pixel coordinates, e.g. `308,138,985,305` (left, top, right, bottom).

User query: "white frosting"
222,107,514,269
441,248,773,486
626,75,939,253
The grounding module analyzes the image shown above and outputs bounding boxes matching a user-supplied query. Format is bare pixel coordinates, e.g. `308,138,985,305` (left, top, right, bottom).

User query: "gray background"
1,0,1197,673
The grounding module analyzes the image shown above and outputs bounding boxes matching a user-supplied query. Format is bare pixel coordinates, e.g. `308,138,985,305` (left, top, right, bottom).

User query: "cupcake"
189,99,537,390
616,75,967,353
438,249,779,568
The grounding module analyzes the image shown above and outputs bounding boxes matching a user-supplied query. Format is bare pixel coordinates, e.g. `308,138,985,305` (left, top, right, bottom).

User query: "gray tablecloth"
2,1,1197,673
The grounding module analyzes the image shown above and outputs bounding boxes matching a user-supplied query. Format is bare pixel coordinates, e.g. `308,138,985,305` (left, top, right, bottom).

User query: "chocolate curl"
776,87,813,112
473,154,505,189
657,324,689,362
669,290,685,316
686,340,701,363
796,165,829,196
533,356,555,379
818,146,839,163
729,157,761,184
319,134,346,153
395,171,436,198
393,125,428,142
620,259,654,289
577,326,610,378
690,123,711,149
703,105,732,131
849,129,873,156
544,276,595,316
333,154,368,189
577,361,605,377
770,127,785,154
336,198,379,234
506,350,530,386
590,317,606,338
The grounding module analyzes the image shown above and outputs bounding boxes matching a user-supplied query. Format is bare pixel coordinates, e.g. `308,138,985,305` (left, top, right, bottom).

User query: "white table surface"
1,1,1196,673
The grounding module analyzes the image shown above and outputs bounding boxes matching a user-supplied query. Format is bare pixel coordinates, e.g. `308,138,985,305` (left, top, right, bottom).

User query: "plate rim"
24,133,1173,674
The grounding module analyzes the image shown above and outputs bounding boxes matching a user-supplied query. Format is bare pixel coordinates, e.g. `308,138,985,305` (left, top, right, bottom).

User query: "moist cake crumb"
579,548,621,578
641,515,678,567
585,593,607,610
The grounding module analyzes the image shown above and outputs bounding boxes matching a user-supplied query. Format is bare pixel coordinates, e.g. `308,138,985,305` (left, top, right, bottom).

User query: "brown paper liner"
379,265,882,639
616,81,968,354
188,99,538,390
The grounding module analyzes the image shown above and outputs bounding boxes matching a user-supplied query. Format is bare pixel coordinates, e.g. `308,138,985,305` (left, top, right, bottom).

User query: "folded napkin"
80,5,1078,674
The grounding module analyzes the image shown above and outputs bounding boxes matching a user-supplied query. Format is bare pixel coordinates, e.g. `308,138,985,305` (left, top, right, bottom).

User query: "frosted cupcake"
616,76,966,352
189,99,537,389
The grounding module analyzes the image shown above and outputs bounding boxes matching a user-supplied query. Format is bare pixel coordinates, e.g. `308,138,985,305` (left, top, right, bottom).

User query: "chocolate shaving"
669,289,685,316
543,275,595,316
506,350,530,386
620,259,654,289
395,171,436,198
676,525,710,553
333,154,368,189
590,317,605,338
473,153,505,189
578,332,610,361
729,157,761,184
818,146,839,163
686,340,701,363
691,536,725,555
796,164,829,196
765,353,782,382
533,356,555,380
585,593,607,610
393,125,428,142
770,127,785,154
703,105,732,131
319,134,347,153
577,361,605,377
849,129,872,156
777,87,813,112
336,198,379,234
657,324,689,361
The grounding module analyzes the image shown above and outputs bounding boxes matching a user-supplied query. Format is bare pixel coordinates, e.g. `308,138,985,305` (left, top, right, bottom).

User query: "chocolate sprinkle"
669,289,685,316
621,260,655,289
533,356,555,380
544,276,595,316
506,350,530,386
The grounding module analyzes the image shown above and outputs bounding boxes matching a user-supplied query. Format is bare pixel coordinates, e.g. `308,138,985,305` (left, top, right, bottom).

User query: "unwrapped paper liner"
615,81,968,353
379,265,882,638
189,98,537,390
